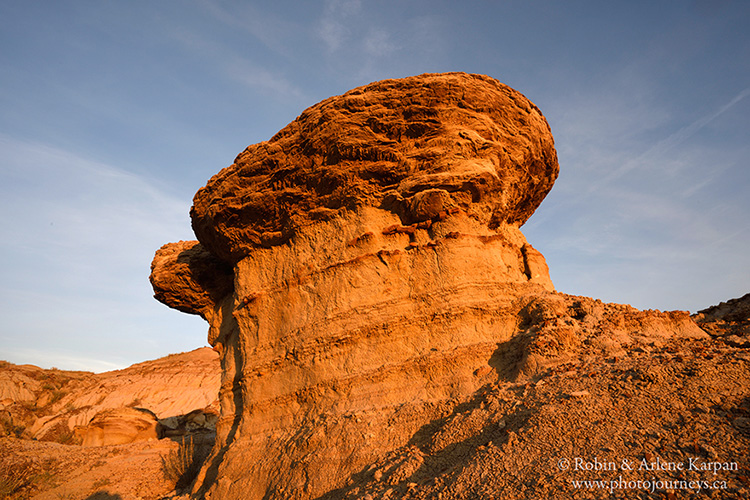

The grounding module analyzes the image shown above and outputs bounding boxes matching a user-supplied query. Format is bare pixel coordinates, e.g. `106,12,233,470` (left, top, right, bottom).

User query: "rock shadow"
316,382,534,500
176,245,234,307
192,330,245,497
488,335,533,382
402,384,532,483
84,493,122,500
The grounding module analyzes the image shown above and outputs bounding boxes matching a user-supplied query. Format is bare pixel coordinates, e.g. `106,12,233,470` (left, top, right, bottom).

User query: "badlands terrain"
2,299,749,499
2,73,749,499
1,348,219,499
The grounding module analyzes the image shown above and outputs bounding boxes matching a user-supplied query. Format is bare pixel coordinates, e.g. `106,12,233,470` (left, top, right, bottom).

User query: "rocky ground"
328,333,750,500
0,436,180,499
1,296,748,499
0,349,219,500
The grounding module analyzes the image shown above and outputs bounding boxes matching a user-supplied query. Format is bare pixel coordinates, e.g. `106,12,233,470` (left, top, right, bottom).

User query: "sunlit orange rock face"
150,73,705,499
189,72,560,264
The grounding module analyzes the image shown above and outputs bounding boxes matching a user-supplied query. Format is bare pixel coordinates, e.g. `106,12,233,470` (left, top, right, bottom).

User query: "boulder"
82,407,159,447
189,72,559,264
150,240,234,321
159,405,219,438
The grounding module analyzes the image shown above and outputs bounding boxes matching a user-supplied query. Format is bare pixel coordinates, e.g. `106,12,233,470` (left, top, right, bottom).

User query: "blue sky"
1,1,748,371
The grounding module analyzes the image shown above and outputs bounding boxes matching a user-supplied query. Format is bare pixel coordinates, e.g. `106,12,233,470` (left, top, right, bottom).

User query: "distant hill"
1,347,219,444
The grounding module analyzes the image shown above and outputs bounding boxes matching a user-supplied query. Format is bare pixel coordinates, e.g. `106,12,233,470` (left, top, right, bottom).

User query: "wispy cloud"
0,344,127,373
225,59,305,101
167,24,305,101
317,0,363,52
363,28,397,57
198,0,306,60
0,134,205,370
593,86,750,190
527,73,750,311
0,134,190,250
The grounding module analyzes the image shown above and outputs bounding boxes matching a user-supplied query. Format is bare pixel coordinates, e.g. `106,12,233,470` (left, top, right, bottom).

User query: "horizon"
1,1,749,372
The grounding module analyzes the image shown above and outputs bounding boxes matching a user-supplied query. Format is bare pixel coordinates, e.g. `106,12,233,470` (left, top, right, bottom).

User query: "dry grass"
0,462,38,499
0,414,25,439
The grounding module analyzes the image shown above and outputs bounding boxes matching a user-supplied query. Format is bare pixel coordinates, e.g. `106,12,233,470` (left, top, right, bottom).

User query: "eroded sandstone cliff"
150,73,712,499
0,348,220,445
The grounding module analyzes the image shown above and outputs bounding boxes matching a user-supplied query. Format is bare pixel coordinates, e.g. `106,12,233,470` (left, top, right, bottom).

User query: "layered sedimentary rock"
1,348,220,444
81,407,159,447
150,73,706,499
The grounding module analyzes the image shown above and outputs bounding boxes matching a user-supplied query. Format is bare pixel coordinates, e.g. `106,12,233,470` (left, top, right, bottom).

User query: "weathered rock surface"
190,72,559,264
150,73,724,500
81,407,160,447
0,363,90,405
0,365,44,403
693,292,750,347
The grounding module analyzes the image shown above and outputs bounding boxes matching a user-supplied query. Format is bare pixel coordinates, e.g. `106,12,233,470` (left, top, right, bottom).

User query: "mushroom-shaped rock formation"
150,73,706,500
190,72,559,263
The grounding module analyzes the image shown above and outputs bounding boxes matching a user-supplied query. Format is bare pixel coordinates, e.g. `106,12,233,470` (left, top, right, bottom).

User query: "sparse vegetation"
48,390,66,406
56,430,76,445
36,421,80,445
0,414,25,439
92,477,111,489
0,461,38,499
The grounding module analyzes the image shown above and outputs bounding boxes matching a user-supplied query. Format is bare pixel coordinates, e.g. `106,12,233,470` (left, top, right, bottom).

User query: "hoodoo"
150,73,706,499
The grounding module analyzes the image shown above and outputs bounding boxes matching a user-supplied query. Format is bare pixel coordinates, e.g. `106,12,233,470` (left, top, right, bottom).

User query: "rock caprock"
151,73,711,500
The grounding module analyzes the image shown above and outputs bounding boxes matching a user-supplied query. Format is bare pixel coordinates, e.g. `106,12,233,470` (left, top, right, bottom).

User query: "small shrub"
47,390,66,406
37,421,79,445
92,477,111,489
19,401,37,413
0,462,35,499
0,413,25,439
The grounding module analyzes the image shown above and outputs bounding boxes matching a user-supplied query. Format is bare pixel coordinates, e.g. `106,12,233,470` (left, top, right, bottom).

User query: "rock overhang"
189,72,559,264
